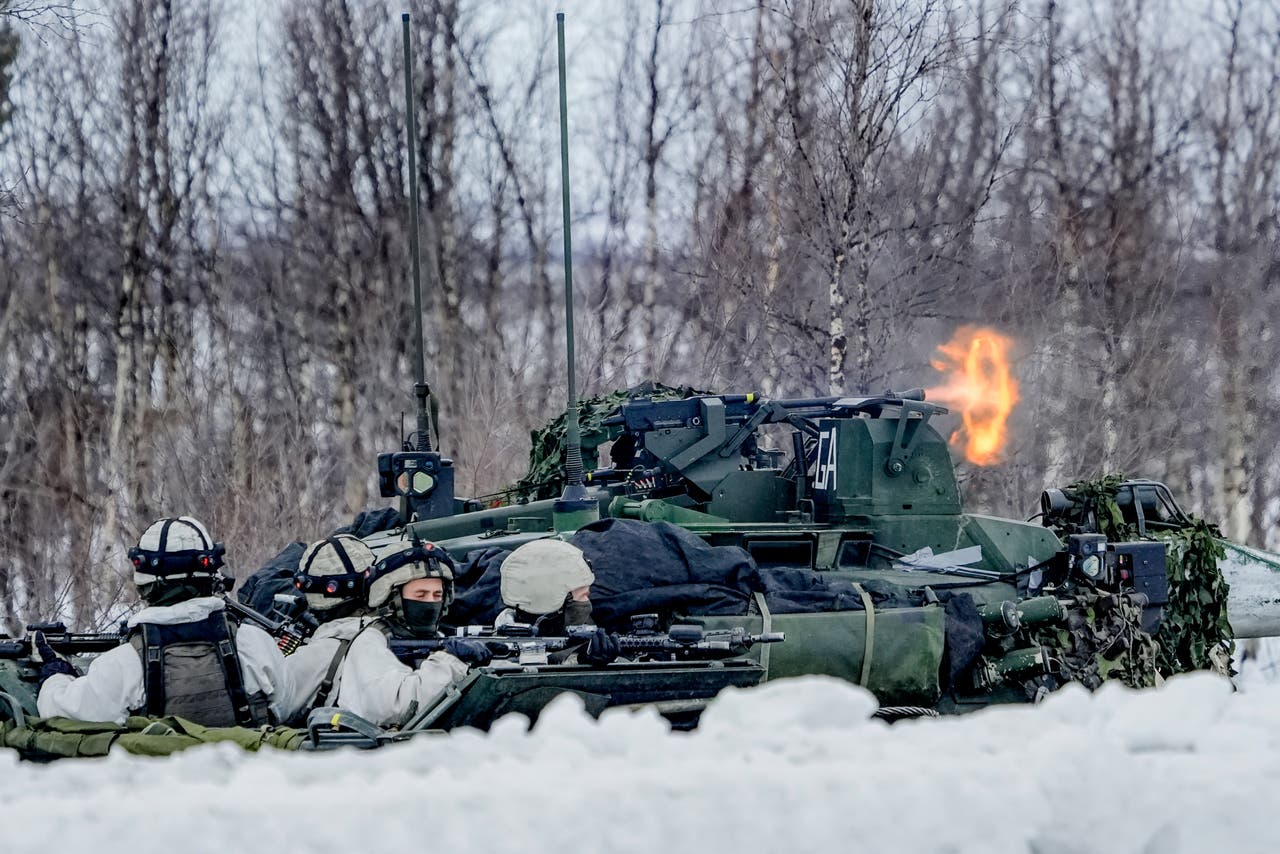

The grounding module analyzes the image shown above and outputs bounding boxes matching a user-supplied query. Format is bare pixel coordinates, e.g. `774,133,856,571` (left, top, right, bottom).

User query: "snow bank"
2,673,1277,854
1236,635,1280,688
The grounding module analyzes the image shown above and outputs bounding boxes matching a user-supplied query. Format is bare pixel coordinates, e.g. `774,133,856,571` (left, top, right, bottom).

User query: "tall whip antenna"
402,12,432,452
553,11,598,529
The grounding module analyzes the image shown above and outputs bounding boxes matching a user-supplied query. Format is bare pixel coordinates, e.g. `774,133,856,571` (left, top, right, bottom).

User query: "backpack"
128,610,271,727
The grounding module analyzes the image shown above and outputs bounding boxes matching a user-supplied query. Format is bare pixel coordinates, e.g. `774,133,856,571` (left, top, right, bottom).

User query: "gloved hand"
441,637,493,667
581,628,622,667
31,631,77,685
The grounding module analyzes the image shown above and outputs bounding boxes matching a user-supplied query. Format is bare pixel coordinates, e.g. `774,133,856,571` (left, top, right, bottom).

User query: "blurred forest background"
1,0,1278,631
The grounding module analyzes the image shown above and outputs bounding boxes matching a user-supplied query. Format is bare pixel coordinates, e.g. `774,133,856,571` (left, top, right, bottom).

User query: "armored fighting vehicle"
359,387,1198,720
0,388,1251,756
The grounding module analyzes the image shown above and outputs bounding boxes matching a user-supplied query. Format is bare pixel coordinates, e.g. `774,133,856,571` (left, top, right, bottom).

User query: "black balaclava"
384,590,445,639
562,596,594,628
400,597,445,637
139,575,221,608
516,593,594,637
316,597,363,622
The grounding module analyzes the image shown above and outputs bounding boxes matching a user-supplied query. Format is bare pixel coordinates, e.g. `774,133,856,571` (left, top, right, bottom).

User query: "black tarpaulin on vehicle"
744,566,876,613
446,547,515,627
242,515,891,630
237,541,307,615
447,519,883,632
937,592,985,689
334,508,401,539
571,519,757,627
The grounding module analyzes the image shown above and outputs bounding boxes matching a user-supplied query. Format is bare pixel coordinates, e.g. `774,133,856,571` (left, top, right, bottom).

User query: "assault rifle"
390,622,784,666
0,621,127,660
221,594,318,656
0,597,317,665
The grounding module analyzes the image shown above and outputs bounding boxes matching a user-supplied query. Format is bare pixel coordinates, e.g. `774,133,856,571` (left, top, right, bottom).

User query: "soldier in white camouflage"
36,516,298,726
332,538,491,727
495,538,622,666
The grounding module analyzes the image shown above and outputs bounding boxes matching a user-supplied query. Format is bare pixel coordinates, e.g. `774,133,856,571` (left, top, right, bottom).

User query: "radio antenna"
402,12,432,452
552,11,598,530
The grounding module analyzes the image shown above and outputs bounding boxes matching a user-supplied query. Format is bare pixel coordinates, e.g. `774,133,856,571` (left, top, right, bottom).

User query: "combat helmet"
366,537,454,637
294,534,376,619
128,516,229,605
499,539,594,615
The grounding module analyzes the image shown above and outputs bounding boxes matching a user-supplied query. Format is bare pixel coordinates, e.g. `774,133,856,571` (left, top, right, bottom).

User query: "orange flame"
924,327,1019,466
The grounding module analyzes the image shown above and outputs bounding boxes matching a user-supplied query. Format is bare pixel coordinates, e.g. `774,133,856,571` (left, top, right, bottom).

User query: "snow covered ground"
4,670,1280,854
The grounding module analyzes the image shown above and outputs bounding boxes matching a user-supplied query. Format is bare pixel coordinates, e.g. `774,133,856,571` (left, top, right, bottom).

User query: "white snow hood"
4,672,1280,853
125,596,226,629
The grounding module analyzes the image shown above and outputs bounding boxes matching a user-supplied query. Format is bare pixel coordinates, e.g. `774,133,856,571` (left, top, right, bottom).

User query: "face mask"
140,579,213,607
399,597,444,637
563,598,594,628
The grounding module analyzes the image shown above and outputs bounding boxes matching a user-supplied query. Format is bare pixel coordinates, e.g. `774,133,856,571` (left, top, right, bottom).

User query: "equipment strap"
157,518,174,555
216,617,255,728
0,690,27,728
302,537,357,576
752,592,773,681
141,624,166,717
851,582,875,687
315,638,353,708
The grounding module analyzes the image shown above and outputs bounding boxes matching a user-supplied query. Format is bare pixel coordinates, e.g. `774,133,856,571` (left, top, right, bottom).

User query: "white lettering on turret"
813,427,839,491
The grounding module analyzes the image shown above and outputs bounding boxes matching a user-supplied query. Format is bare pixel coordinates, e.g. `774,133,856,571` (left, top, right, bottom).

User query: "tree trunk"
642,182,661,379
1219,302,1261,543
850,232,872,394
827,246,848,395
1042,266,1084,488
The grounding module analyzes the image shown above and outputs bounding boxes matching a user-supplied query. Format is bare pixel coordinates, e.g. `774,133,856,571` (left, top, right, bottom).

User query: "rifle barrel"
389,625,783,664
0,634,125,658
221,597,281,634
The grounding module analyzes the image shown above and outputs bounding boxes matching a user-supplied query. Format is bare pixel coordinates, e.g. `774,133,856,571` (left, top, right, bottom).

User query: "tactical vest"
128,611,271,727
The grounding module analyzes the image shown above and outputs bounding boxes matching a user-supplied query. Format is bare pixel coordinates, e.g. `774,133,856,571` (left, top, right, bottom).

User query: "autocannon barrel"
601,395,844,428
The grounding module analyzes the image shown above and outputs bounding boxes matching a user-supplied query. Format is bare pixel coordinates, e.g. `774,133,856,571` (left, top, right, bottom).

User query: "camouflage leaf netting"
509,382,706,502
1045,473,1234,679
1029,591,1161,694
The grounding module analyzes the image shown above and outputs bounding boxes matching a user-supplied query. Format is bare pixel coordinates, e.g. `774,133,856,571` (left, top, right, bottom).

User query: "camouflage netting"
1044,474,1234,682
510,382,708,502
1029,591,1160,694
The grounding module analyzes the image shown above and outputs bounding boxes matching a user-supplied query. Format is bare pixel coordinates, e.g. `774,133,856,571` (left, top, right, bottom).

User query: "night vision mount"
378,445,456,523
